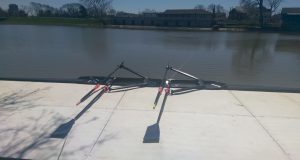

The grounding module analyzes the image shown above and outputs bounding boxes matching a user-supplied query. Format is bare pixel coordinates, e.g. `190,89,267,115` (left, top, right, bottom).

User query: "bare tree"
207,4,216,12
216,5,226,13
240,0,257,8
0,7,7,17
30,2,58,17
258,0,264,28
60,3,87,18
240,0,264,28
80,0,113,18
266,0,283,15
194,4,205,10
107,8,116,16
206,4,225,13
142,9,157,13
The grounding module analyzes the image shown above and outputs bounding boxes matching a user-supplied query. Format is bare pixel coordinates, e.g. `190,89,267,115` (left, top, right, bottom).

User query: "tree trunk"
259,0,264,28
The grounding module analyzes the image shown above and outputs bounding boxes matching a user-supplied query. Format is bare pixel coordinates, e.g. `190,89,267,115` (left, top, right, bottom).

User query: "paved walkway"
0,81,300,160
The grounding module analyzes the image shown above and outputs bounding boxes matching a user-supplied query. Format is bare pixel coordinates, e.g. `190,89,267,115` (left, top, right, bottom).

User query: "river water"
0,25,299,88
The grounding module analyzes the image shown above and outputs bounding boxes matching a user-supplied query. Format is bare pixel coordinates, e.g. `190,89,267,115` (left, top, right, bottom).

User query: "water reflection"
159,31,226,51
227,33,276,71
276,39,300,55
81,28,110,61
0,25,299,88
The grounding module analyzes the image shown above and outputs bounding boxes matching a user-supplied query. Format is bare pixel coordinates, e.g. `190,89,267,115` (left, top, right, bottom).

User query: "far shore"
0,17,297,33
0,17,105,27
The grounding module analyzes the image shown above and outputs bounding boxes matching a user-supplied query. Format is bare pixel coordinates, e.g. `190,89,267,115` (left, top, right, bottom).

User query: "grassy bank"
0,17,289,33
0,17,104,27
106,24,285,33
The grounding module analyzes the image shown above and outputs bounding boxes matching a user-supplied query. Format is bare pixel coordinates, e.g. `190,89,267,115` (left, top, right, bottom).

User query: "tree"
18,10,27,17
240,0,257,8
142,9,157,13
107,8,116,16
0,7,7,17
8,4,19,17
30,2,58,17
80,0,113,18
30,2,43,16
20,5,34,16
207,4,217,26
60,3,87,18
240,0,264,28
258,0,264,28
216,5,226,13
207,4,226,13
266,0,283,15
207,4,216,12
194,4,205,10
79,5,87,17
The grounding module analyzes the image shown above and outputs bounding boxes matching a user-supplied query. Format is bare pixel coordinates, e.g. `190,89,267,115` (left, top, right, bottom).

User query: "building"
111,12,141,25
110,9,214,28
281,8,300,31
156,9,212,27
228,6,271,24
228,7,248,21
215,13,227,25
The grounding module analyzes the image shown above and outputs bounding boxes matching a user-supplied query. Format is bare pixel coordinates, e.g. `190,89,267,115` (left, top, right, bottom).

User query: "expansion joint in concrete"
86,91,127,158
229,91,292,160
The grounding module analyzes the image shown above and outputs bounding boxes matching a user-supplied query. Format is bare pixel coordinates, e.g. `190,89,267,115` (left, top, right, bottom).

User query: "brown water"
0,25,299,88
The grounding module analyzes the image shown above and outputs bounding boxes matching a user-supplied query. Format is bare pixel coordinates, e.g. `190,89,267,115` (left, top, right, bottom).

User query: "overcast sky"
0,0,299,13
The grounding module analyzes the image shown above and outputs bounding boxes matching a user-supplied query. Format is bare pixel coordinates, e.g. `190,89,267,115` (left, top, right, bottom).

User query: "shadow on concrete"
144,80,227,143
0,157,30,160
96,133,118,146
144,92,169,143
51,80,150,139
50,119,75,139
0,87,50,123
0,108,92,159
0,87,50,110
143,123,160,143
0,109,71,159
109,82,148,93
0,87,91,159
51,89,106,139
171,88,202,95
2,78,300,93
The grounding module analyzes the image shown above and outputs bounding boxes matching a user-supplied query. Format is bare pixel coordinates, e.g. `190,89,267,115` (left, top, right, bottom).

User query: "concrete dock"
0,80,300,160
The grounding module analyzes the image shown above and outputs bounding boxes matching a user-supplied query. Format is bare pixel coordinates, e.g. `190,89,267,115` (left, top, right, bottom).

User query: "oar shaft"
121,65,147,79
75,89,106,120
77,84,101,105
170,67,199,81
153,67,169,108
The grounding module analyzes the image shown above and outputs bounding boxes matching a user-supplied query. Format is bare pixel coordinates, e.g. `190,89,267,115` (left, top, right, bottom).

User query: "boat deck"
0,80,300,160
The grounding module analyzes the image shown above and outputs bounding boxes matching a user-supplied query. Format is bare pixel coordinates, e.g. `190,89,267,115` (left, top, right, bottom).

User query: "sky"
0,0,299,13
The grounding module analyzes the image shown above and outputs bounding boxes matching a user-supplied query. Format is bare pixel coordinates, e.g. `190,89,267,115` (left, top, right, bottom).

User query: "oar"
51,78,115,139
144,81,170,143
76,84,101,106
76,63,122,106
153,65,169,109
156,82,170,123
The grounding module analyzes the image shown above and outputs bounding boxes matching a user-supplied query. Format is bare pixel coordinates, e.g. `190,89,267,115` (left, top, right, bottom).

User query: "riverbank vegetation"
0,17,104,27
0,0,294,31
